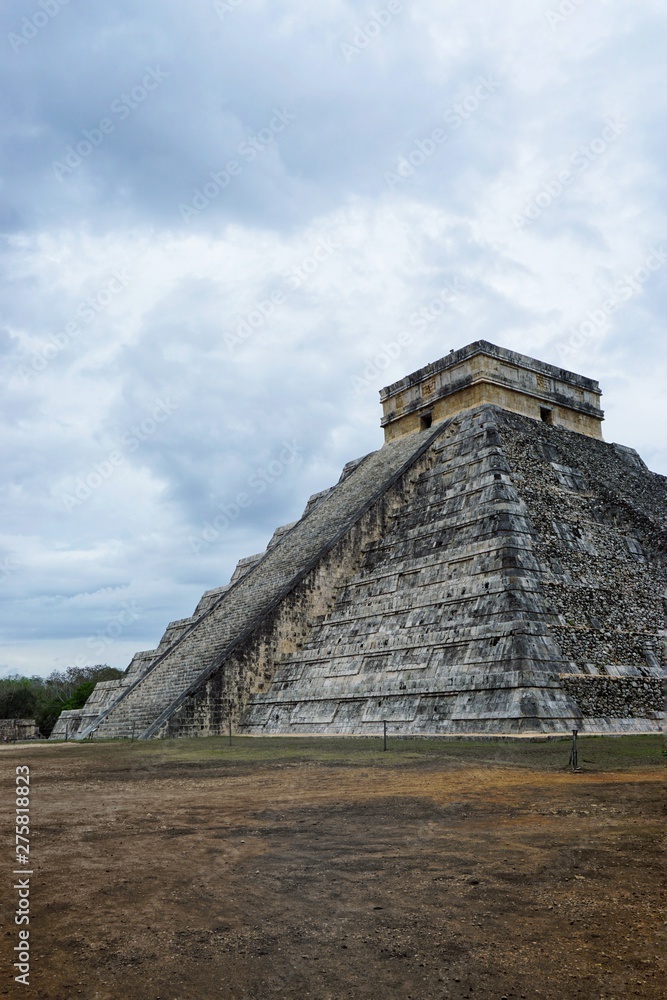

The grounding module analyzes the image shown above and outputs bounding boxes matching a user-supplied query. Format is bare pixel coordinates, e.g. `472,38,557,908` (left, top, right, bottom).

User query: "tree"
0,677,37,719
61,680,97,711
0,665,124,736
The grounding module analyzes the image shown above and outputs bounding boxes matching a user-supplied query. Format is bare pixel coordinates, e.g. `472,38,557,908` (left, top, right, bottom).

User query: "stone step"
77,424,444,740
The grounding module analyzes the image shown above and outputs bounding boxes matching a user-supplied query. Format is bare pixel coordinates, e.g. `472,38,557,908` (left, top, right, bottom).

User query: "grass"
36,732,665,772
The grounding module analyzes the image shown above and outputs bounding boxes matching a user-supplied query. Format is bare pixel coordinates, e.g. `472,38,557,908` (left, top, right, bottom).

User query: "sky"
1,0,666,678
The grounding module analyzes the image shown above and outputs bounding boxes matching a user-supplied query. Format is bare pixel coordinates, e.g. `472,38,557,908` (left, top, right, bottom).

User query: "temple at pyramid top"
379,340,604,442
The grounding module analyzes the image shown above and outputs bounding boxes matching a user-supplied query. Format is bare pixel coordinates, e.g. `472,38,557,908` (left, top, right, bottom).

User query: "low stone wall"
0,718,40,740
560,674,663,719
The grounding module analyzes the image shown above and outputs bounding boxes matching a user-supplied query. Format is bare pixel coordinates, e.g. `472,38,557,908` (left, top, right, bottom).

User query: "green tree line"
0,665,124,737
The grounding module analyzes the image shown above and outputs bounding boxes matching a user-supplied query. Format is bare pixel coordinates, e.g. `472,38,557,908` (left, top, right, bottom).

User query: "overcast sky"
1,0,666,678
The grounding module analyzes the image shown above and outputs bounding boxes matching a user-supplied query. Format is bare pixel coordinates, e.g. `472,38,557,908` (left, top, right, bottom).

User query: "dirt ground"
0,735,664,1000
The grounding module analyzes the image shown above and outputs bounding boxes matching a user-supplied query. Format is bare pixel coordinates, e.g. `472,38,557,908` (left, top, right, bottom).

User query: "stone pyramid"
52,341,665,740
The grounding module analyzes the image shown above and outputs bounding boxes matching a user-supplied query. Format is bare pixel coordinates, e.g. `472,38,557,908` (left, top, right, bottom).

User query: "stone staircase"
76,425,443,739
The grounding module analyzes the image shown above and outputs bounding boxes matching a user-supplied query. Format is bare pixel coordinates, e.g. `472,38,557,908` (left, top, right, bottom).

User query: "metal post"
65,723,68,743
383,720,387,752
228,719,232,747
571,729,578,770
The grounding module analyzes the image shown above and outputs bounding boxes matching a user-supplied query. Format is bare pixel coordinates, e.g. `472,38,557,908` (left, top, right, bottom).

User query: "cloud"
1,0,665,675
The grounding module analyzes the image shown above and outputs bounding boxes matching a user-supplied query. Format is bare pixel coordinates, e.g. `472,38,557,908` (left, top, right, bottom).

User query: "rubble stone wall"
560,674,663,718
496,409,667,680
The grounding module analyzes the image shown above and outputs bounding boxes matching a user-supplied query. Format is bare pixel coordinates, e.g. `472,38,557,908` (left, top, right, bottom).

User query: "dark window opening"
540,407,554,425
420,412,433,430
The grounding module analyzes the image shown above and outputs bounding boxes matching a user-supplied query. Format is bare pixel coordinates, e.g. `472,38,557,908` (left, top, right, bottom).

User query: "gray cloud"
1,0,665,675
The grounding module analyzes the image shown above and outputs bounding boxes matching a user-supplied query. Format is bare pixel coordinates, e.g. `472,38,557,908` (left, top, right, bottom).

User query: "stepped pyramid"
51,341,665,740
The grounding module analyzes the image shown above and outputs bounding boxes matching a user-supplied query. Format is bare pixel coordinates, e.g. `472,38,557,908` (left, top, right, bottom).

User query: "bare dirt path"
1,736,664,999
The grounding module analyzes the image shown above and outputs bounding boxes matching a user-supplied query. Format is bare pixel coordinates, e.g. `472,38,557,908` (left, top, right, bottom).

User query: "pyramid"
52,341,665,740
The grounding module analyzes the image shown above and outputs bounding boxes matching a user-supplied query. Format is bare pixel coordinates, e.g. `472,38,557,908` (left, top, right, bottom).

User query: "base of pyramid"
235,727,660,740
237,718,661,737
237,671,663,738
